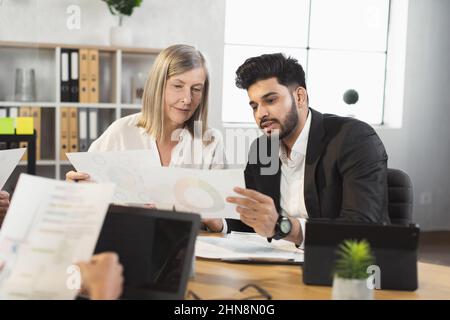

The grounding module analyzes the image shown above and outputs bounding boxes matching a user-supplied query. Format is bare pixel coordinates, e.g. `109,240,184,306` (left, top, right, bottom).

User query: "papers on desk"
0,148,26,189
0,174,115,300
67,150,244,219
195,232,304,264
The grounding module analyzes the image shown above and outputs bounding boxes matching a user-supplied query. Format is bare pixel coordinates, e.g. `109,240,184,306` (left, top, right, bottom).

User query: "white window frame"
222,0,409,129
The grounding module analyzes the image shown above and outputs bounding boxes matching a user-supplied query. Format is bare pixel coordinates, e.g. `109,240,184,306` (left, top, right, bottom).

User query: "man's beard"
260,97,299,140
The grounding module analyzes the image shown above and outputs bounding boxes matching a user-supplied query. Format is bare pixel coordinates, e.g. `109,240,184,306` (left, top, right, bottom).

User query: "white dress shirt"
89,113,227,169
279,110,311,247
222,111,312,245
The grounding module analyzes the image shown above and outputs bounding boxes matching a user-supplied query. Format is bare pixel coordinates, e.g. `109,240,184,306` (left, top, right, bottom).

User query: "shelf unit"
0,41,162,181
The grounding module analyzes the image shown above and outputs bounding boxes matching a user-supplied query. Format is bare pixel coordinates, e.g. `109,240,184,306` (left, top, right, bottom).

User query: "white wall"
1,0,449,230
377,0,450,230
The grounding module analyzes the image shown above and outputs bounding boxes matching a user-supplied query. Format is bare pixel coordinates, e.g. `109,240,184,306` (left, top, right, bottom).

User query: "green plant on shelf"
102,0,143,26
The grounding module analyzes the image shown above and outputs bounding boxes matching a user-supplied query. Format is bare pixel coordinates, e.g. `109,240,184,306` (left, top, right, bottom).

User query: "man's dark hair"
235,53,307,90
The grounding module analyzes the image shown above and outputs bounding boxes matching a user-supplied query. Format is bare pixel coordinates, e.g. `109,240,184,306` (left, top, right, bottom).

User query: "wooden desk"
187,259,450,300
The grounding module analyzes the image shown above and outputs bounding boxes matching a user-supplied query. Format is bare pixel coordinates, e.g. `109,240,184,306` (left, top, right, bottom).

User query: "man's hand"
226,187,278,238
77,252,124,300
0,190,10,227
202,218,223,232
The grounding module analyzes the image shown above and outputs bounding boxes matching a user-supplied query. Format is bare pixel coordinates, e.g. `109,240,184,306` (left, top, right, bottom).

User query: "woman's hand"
0,190,10,227
66,171,91,183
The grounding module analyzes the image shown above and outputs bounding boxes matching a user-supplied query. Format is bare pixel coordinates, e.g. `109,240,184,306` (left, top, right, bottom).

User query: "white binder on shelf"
78,108,89,152
8,107,19,118
60,49,71,102
88,108,98,148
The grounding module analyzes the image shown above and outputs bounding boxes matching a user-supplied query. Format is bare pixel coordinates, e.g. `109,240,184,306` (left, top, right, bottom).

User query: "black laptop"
94,204,201,300
302,220,420,291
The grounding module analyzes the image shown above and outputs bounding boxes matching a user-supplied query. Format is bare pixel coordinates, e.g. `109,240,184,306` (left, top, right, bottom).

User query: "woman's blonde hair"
137,44,209,141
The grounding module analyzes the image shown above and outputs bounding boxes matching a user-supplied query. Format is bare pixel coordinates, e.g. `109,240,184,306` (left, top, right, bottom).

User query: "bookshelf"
0,41,162,183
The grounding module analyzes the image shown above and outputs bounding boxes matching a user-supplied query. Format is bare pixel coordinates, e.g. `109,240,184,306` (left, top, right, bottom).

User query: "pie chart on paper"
174,177,225,213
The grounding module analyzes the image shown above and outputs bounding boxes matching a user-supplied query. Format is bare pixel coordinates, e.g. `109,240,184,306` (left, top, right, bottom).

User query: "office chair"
387,168,413,225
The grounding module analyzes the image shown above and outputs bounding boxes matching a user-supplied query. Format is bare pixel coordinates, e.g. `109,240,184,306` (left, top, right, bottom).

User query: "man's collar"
280,109,312,161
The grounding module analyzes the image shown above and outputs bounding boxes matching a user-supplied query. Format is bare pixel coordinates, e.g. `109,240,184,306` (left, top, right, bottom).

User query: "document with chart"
67,150,159,204
0,174,115,299
196,232,304,264
0,148,26,189
67,150,244,219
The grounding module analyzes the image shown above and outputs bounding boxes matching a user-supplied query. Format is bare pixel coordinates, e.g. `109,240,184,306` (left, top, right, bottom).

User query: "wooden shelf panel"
120,104,141,109
0,41,162,54
19,160,57,166
0,41,56,50
0,102,122,109
0,101,56,107
18,160,74,166
59,103,118,109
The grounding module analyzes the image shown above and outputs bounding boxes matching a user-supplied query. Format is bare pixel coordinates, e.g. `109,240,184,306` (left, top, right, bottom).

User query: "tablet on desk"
303,220,420,291
94,204,200,300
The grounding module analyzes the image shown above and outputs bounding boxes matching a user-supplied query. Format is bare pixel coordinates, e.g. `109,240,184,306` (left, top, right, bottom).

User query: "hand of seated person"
201,218,224,233
0,190,10,227
66,171,91,183
77,252,124,300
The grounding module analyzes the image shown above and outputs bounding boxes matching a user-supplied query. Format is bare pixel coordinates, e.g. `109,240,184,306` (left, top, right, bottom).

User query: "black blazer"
227,108,390,232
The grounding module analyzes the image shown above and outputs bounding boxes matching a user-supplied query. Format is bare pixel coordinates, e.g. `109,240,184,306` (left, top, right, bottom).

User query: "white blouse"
89,113,227,169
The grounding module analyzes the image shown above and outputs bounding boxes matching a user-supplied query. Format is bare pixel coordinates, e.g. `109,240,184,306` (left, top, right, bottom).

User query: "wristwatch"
272,215,292,240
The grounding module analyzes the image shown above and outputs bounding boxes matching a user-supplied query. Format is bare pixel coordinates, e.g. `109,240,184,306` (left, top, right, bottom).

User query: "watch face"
280,219,291,234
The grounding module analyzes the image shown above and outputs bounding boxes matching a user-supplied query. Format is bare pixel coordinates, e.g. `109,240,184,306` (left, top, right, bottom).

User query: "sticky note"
16,117,34,134
0,117,15,134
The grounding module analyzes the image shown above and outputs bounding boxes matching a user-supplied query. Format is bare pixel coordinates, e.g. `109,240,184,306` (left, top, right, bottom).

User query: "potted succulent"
102,0,143,46
332,239,375,300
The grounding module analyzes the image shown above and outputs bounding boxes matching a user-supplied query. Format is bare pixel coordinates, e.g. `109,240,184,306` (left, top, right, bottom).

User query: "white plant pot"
110,26,132,47
331,275,374,300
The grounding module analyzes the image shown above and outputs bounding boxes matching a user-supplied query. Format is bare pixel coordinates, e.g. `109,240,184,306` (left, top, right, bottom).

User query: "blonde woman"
67,44,225,179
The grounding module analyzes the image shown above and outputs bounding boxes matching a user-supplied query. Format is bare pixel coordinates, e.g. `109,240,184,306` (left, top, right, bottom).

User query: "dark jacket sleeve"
224,163,256,233
337,121,390,223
